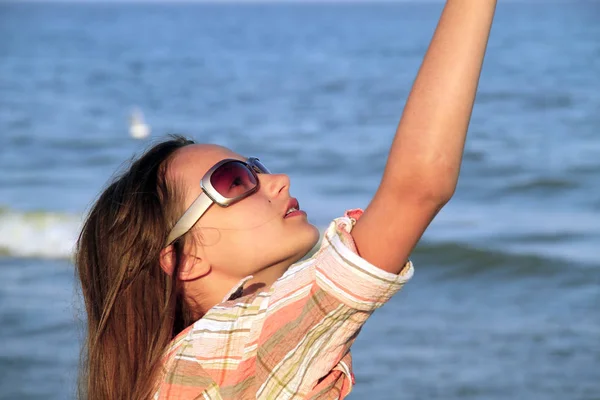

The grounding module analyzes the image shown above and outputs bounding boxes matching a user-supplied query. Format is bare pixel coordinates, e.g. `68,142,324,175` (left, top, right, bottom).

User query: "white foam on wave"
0,208,81,259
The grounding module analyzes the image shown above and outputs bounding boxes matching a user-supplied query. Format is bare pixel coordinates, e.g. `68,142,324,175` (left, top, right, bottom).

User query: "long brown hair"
75,135,195,400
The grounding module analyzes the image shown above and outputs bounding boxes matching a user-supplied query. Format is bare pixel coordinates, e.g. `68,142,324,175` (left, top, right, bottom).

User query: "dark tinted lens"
210,161,257,199
249,158,270,174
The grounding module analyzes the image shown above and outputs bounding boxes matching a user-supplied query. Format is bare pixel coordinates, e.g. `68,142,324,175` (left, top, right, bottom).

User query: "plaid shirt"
154,209,414,400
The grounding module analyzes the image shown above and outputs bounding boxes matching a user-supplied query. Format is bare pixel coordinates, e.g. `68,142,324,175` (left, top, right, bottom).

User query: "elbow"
436,184,456,205
393,167,458,206
419,158,460,204
385,156,460,205
414,180,456,206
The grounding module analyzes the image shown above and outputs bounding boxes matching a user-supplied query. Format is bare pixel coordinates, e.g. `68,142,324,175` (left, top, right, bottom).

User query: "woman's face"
167,144,320,283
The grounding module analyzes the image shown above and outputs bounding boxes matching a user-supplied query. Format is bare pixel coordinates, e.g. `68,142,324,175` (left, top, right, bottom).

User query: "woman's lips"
284,210,307,219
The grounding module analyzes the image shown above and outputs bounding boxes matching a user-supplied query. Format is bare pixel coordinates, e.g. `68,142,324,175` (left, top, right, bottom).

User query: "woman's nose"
260,173,290,197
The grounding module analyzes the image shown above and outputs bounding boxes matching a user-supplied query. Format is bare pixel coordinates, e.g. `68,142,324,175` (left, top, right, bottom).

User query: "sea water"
0,2,598,399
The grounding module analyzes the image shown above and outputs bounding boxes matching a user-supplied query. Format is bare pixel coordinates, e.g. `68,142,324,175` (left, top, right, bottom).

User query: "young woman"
76,1,497,399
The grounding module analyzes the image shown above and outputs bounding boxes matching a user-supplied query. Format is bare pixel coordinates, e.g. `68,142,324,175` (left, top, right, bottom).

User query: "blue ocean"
0,1,598,399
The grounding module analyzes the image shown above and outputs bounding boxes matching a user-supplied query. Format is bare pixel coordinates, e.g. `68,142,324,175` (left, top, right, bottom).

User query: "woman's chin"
296,227,321,260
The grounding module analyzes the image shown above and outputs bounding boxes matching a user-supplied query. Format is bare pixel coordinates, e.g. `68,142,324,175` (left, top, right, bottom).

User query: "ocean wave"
0,208,80,260
476,90,573,111
411,241,569,280
503,177,578,194
0,206,596,275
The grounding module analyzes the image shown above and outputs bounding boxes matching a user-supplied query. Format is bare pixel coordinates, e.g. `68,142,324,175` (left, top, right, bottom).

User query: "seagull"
129,108,150,139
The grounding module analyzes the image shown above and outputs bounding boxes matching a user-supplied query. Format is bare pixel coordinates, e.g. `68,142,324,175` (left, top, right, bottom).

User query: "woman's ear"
178,254,210,281
159,245,210,281
159,245,177,276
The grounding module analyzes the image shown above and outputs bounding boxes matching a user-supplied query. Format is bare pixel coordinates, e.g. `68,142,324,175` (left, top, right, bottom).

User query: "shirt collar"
222,275,254,302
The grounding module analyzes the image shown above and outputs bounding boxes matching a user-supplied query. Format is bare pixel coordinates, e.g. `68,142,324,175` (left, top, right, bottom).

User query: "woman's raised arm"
352,0,497,274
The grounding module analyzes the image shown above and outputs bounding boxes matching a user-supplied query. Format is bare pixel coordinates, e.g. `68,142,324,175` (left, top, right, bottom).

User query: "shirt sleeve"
255,209,414,399
315,208,414,311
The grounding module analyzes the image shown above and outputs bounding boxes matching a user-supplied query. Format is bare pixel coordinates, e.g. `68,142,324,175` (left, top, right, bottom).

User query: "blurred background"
0,1,599,399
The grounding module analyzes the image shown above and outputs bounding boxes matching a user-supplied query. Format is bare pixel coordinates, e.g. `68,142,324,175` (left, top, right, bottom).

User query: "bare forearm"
383,0,497,201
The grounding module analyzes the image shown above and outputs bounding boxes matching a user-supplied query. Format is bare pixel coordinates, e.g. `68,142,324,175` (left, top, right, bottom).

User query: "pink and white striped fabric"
155,209,414,400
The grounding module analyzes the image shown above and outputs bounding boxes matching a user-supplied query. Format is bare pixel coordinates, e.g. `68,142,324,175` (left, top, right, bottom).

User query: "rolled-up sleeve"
315,208,414,311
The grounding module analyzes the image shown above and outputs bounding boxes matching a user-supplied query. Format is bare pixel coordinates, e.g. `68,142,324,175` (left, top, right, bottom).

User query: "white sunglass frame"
165,157,269,247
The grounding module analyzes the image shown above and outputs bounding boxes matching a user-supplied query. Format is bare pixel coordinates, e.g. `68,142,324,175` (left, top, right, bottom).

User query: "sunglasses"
165,157,270,247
